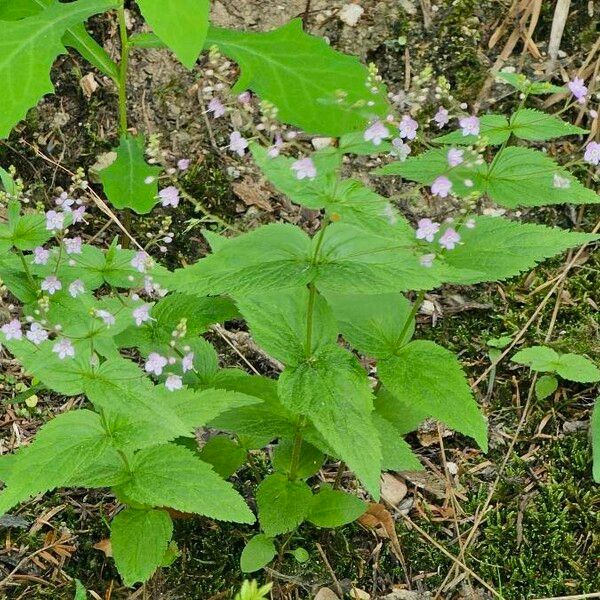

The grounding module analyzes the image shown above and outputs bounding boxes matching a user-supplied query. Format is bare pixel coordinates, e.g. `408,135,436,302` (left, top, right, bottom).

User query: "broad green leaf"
256,473,312,536
278,344,382,497
0,0,118,79
510,108,587,141
435,114,510,146
100,135,162,214
118,444,255,522
0,0,118,139
0,205,53,251
373,413,423,472
0,168,18,195
375,148,487,199
170,223,312,296
74,579,87,600
592,398,600,483
198,436,247,478
442,216,598,285
0,410,124,514
495,72,566,95
136,0,208,68
111,508,173,585
307,485,366,528
486,147,599,207
235,288,337,365
339,130,393,155
325,292,414,358
206,20,389,136
240,534,276,573
374,387,428,436
535,374,558,401
378,341,488,451
512,346,600,383
272,439,324,479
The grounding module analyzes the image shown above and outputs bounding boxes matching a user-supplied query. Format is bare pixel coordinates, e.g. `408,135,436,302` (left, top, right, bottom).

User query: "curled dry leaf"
93,537,112,558
80,72,99,99
233,178,274,212
358,503,403,562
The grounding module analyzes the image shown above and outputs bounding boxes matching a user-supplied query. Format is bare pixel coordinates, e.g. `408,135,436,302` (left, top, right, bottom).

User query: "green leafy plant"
0,16,599,594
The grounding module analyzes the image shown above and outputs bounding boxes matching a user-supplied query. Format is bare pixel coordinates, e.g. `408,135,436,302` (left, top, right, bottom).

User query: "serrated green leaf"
206,20,389,136
325,292,414,358
435,114,510,146
235,288,337,365
510,108,587,141
512,346,600,383
0,410,124,515
74,579,87,600
378,341,488,451
240,534,276,573
100,135,162,214
535,374,558,401
256,473,312,536
136,0,208,69
374,387,427,436
111,508,173,586
272,439,324,479
487,147,599,207
442,216,597,284
339,130,393,155
0,0,118,139
117,444,255,523
308,485,366,528
278,344,382,497
0,168,18,195
198,436,247,479
373,413,423,472
495,72,565,95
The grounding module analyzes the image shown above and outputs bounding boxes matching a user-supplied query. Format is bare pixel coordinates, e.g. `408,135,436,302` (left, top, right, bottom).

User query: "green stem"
17,250,36,288
117,2,130,136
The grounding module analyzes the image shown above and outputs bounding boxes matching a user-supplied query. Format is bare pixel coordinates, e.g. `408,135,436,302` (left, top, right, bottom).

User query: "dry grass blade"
545,0,571,74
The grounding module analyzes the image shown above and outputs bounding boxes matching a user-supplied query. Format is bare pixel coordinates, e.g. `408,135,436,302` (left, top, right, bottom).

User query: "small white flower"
71,206,86,224
420,253,436,268
95,309,115,327
165,374,183,392
53,338,75,360
145,352,168,376
447,148,464,167
159,186,180,208
131,251,152,273
133,304,152,326
41,276,62,295
32,246,50,265
229,131,248,157
64,236,82,255
1,319,22,341
208,97,226,118
291,157,317,180
45,210,64,231
26,323,48,345
182,352,194,373
69,279,85,298
439,228,461,250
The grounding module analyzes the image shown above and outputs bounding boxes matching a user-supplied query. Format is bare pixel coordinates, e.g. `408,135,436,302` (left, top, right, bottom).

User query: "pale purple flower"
131,251,152,273
95,310,115,327
64,237,82,255
237,91,251,104
182,352,194,373
1,319,22,341
32,246,50,265
56,192,74,209
71,206,86,224
434,107,449,128
41,276,62,295
53,338,75,360
459,116,480,137
447,148,464,167
291,157,317,180
145,352,168,376
133,304,152,326
415,218,440,242
159,186,180,208
26,323,48,345
568,77,587,103
69,279,85,298
398,115,418,140
165,374,183,392
45,210,64,231
552,173,571,189
364,120,390,146
584,141,600,165
229,131,248,157
177,158,190,171
431,176,453,198
420,253,436,268
465,218,476,229
439,228,461,250
391,138,411,161
144,276,167,298
267,134,284,158
208,97,225,118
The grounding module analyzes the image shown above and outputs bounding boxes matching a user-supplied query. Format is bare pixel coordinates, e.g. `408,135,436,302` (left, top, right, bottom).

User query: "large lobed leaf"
0,0,118,138
206,20,389,136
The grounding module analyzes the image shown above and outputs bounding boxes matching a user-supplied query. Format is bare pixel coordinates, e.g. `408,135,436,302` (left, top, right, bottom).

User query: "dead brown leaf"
93,538,112,558
358,503,404,563
232,178,273,212
381,473,408,506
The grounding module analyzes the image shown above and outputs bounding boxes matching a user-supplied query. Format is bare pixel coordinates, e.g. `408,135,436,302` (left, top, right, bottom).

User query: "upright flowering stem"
288,220,329,481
